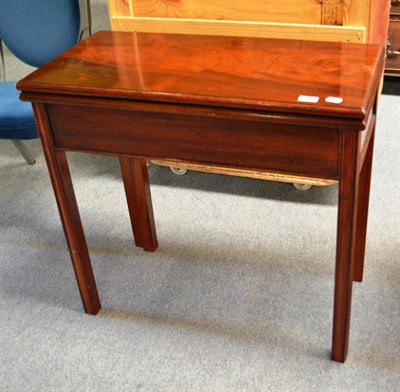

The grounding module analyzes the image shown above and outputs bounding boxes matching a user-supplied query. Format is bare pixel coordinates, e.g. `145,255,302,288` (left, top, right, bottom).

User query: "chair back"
0,0,80,68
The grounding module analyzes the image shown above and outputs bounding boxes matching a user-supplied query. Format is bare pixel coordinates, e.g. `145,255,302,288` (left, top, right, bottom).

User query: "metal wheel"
293,183,312,191
170,167,188,175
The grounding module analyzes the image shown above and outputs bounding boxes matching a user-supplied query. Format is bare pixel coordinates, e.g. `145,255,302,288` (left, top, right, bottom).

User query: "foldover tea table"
17,31,384,362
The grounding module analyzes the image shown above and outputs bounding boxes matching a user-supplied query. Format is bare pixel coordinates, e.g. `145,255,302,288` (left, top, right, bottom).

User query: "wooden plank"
131,0,322,24
152,159,337,186
110,16,365,43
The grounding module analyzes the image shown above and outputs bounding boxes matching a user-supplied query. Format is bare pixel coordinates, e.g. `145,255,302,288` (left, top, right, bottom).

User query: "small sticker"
297,95,320,103
325,96,343,104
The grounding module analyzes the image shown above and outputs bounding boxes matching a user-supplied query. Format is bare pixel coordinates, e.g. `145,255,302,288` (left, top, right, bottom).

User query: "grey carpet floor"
1,1,399,391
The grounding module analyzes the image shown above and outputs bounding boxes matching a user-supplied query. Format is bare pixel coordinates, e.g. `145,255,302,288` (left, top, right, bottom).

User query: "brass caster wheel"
170,167,188,175
293,183,312,191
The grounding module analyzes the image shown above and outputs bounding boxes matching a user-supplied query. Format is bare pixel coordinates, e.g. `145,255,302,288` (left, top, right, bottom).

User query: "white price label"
297,95,320,103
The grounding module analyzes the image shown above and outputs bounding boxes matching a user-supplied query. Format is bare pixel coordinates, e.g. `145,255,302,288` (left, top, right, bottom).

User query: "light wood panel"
132,0,323,24
110,17,365,43
108,0,389,45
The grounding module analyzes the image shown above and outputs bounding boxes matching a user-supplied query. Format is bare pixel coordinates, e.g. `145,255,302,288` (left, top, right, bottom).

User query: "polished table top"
18,31,383,126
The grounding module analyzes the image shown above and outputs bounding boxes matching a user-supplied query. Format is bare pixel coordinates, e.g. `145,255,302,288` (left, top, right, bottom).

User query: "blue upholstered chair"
0,0,86,164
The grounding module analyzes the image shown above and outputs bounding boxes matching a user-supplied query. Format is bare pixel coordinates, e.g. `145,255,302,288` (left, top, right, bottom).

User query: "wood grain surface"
131,0,323,24
18,31,383,122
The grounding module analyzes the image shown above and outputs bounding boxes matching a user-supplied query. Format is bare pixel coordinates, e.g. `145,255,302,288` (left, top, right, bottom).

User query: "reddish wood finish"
19,31,382,122
18,32,385,362
120,157,158,251
32,103,101,315
368,0,390,47
45,103,340,180
332,129,359,362
353,123,376,282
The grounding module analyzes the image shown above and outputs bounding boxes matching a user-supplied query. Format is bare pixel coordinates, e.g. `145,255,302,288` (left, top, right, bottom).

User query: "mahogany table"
17,31,384,362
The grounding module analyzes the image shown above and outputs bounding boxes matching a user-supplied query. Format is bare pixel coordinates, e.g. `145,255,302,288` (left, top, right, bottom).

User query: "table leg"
332,130,360,362
120,157,158,252
33,103,101,315
353,126,376,282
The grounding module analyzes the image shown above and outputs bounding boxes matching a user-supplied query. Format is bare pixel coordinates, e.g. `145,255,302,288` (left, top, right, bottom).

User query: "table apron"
45,102,340,180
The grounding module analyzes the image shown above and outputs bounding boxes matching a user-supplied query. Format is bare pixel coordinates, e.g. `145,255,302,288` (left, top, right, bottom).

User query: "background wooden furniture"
107,0,389,44
107,0,390,187
386,0,400,76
